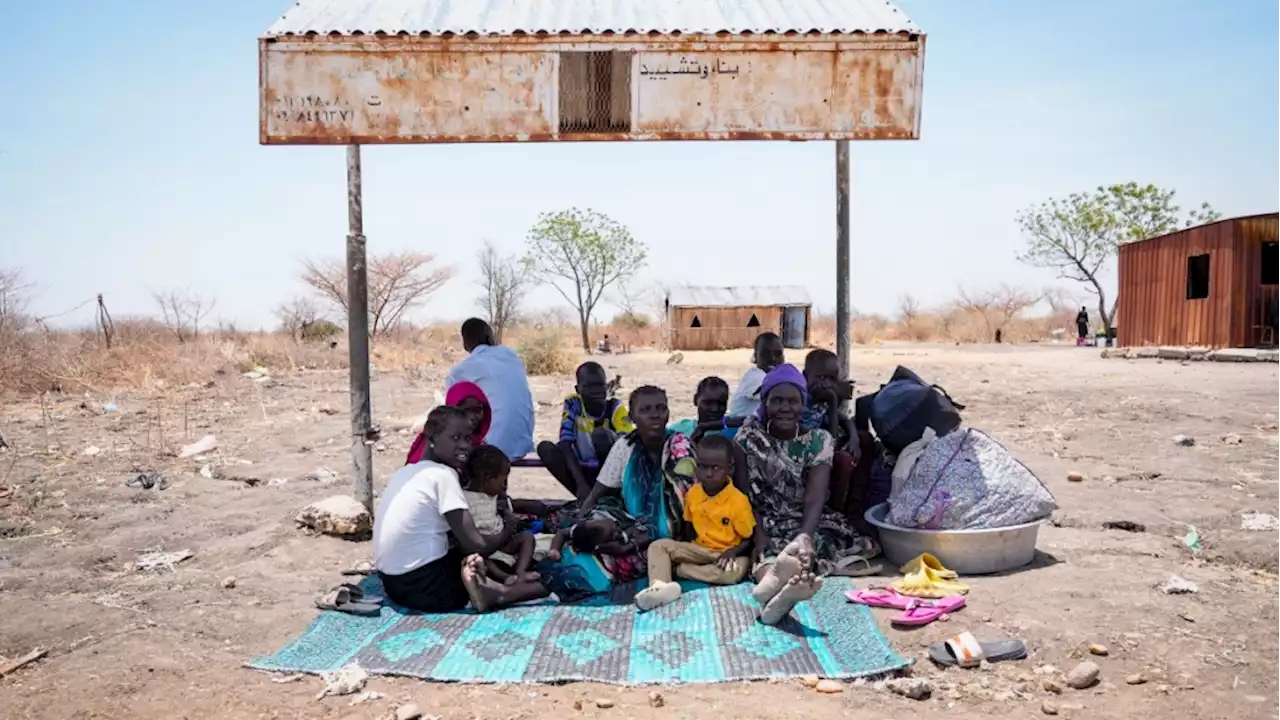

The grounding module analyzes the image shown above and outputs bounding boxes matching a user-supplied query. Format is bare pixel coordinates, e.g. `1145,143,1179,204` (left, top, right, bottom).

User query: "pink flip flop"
845,587,914,609
890,595,967,626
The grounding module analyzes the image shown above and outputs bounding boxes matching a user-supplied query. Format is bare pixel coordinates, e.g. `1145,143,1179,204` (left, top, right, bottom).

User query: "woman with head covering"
581,385,696,541
405,381,492,465
733,364,878,625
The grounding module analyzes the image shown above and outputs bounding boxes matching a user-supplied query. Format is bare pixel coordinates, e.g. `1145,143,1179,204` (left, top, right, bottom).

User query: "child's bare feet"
758,571,823,625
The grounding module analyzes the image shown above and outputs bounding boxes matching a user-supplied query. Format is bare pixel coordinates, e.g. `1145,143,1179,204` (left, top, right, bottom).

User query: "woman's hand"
545,548,562,562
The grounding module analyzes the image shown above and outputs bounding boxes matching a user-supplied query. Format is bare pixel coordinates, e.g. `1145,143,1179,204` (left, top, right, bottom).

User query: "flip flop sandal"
846,587,915,609
891,565,970,599
315,585,381,616
899,552,959,580
891,595,967,627
831,556,885,578
928,631,1026,668
337,582,384,605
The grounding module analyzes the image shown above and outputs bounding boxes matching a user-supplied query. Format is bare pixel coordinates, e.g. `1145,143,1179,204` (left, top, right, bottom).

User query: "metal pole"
835,140,852,382
346,144,374,513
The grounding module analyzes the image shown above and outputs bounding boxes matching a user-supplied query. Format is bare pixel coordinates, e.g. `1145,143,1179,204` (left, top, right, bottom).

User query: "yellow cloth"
900,552,958,580
683,483,755,553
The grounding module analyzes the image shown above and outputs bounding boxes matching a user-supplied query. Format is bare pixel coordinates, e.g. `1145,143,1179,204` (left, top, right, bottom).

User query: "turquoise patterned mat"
249,577,907,684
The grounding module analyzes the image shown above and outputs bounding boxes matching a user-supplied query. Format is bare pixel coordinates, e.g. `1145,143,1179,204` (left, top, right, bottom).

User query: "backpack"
867,366,965,455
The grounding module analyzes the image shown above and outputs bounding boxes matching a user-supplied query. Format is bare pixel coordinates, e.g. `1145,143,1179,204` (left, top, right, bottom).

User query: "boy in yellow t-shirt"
635,434,755,611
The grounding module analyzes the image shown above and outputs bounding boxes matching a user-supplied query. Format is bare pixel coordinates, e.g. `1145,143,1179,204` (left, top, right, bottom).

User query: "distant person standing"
1075,307,1090,346
445,319,536,460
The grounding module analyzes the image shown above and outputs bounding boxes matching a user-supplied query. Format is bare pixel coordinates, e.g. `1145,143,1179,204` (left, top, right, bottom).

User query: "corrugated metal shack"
667,286,812,350
259,0,926,143
1117,213,1278,349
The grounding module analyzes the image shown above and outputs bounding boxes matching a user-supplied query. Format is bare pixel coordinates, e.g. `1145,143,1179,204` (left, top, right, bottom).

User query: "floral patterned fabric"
735,420,878,573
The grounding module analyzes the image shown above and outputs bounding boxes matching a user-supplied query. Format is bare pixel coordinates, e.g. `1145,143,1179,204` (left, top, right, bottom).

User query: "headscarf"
754,363,809,422
445,381,492,444
616,430,696,541
404,381,492,465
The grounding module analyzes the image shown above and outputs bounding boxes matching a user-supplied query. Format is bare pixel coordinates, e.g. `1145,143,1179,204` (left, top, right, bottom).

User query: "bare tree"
897,293,925,340
152,289,215,343
956,284,1042,342
0,267,33,334
525,208,647,350
275,296,323,337
300,251,454,338
476,241,532,343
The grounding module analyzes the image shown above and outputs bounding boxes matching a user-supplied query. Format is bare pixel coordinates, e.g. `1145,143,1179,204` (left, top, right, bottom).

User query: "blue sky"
2,0,1276,329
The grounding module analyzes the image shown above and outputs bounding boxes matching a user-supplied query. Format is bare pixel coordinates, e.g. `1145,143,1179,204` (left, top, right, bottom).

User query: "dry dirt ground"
0,344,1276,720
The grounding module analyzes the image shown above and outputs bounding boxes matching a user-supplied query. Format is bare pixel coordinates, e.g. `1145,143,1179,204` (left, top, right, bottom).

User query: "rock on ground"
885,677,932,700
177,434,218,458
1066,661,1100,689
296,495,372,537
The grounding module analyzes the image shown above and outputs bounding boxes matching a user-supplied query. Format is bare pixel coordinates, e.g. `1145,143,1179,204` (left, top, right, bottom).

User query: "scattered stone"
394,703,423,720
267,477,289,487
303,467,340,484
1102,520,1146,533
647,690,664,708
1245,695,1267,703
1066,661,1100,689
572,699,584,711
135,549,194,572
316,663,367,699
1125,673,1148,685
243,369,267,380
1041,700,1059,715
1155,684,1172,694
939,613,951,622
815,679,844,694
178,435,218,458
1042,679,1064,694
220,576,237,589
800,675,820,688
296,495,372,537
83,445,102,457
199,464,214,479
318,404,338,415
885,677,932,701
1172,435,1195,447
127,471,168,491
349,690,385,705
594,698,615,709
1087,643,1109,657
1159,575,1199,595
1240,512,1279,531
1221,433,1243,445
270,673,305,684
1035,665,1059,676
1066,470,1084,482
666,352,684,365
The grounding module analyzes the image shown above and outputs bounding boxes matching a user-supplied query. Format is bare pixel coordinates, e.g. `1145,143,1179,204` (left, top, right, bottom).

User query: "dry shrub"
517,326,576,376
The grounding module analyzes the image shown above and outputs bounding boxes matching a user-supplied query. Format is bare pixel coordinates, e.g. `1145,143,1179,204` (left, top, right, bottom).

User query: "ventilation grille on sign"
559,52,632,134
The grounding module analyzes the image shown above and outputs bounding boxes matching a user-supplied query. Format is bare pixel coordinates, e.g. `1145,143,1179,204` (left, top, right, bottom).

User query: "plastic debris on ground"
316,663,368,700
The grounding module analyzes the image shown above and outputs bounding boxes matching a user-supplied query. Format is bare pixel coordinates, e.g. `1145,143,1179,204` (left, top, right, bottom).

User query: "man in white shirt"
445,319,536,460
374,405,548,612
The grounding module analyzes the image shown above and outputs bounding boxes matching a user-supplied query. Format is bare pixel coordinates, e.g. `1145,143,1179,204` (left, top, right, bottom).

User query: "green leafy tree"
525,208,647,350
1017,183,1220,334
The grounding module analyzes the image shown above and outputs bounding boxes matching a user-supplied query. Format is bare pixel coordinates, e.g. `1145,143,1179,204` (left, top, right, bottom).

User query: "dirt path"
0,344,1275,719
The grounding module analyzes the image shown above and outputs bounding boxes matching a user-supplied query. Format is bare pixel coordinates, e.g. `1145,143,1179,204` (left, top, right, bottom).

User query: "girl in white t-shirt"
373,406,549,612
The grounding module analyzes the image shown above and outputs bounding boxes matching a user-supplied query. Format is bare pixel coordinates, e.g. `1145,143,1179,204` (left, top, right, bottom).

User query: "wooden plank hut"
1117,213,1278,348
666,286,812,351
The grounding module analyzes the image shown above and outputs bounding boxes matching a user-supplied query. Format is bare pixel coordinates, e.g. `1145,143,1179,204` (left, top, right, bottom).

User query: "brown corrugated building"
1117,213,1278,348
666,286,812,351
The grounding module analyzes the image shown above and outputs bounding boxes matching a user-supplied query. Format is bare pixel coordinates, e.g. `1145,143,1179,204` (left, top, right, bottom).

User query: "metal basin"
864,503,1043,576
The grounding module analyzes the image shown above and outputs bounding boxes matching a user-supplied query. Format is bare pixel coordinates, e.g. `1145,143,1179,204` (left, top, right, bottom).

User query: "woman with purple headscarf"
733,364,878,624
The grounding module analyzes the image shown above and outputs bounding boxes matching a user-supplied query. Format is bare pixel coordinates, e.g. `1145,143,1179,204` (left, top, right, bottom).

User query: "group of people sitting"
372,318,880,626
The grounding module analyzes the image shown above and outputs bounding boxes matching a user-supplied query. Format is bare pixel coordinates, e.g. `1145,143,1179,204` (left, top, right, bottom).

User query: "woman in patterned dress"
733,364,878,624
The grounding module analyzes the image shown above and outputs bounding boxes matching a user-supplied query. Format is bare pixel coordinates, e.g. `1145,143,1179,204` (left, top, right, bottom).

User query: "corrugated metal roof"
667,285,812,308
264,0,920,37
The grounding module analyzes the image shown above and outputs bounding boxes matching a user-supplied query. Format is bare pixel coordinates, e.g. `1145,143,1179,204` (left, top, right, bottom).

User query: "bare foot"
759,571,823,625
635,580,683,611
752,551,804,604
461,555,491,613
518,571,541,583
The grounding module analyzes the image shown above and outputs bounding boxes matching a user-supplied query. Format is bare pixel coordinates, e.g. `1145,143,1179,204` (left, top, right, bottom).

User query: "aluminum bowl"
864,502,1044,576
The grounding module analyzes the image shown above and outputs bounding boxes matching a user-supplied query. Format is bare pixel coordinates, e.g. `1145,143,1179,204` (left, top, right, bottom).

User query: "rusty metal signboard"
259,37,924,144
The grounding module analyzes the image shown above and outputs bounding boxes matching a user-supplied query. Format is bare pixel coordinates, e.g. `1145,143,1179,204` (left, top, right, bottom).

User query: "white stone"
178,435,218,458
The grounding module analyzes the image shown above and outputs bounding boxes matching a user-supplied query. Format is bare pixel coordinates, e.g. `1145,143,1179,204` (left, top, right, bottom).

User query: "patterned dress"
735,420,877,573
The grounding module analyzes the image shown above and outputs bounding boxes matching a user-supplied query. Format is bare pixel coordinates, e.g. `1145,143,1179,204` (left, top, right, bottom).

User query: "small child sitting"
547,504,652,583
634,434,755,611
463,445,539,585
